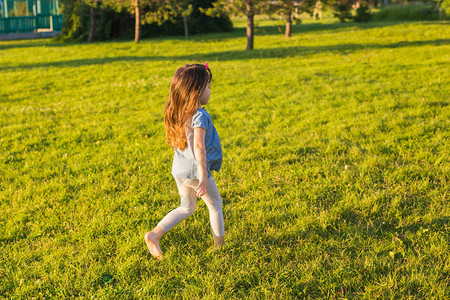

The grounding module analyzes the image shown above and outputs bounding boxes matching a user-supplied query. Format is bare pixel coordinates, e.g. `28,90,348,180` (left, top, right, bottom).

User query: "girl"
144,63,225,259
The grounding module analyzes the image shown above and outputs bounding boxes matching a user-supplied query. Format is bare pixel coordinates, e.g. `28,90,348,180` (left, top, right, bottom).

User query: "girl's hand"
196,176,208,197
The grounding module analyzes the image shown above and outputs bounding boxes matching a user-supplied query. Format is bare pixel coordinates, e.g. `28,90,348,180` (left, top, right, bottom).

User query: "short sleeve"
191,110,209,130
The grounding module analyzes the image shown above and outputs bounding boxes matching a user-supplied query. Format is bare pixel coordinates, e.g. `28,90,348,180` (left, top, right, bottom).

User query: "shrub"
373,2,446,21
333,0,354,22
354,1,373,22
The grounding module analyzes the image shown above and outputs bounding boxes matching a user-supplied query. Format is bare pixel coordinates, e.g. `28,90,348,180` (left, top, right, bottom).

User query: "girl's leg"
145,177,197,259
157,177,198,232
203,176,225,248
185,176,225,248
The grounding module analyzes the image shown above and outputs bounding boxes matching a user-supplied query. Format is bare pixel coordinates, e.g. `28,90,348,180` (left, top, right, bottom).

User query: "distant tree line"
59,0,233,42
332,0,449,23
59,0,321,48
59,0,448,49
201,0,318,49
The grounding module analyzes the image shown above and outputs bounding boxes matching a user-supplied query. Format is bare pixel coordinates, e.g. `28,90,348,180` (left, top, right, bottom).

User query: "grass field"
1,18,449,298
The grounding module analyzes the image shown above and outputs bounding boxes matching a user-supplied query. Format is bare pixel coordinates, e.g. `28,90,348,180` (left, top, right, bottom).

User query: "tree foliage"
202,0,268,50
59,0,232,42
333,0,353,22
354,1,372,22
59,0,91,41
266,1,315,37
437,0,450,19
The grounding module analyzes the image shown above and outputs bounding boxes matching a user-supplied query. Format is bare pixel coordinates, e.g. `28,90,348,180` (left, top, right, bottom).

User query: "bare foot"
144,231,163,260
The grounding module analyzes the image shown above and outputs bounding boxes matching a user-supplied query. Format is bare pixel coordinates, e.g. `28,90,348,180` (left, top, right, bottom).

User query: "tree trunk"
184,15,188,40
246,13,254,50
285,11,292,38
134,0,141,43
246,0,254,50
88,4,95,43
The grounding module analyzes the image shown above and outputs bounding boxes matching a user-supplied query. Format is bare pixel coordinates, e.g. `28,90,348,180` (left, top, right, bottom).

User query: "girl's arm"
193,127,208,197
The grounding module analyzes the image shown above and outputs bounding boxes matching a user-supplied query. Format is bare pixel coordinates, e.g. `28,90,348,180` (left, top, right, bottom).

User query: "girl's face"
198,82,211,106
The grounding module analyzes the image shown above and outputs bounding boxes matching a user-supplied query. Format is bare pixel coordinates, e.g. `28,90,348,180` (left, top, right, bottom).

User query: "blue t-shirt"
172,107,223,179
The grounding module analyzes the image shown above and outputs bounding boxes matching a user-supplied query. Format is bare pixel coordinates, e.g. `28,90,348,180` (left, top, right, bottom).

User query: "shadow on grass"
1,38,448,71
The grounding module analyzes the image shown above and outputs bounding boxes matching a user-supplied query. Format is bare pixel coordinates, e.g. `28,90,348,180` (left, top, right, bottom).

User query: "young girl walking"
144,63,225,259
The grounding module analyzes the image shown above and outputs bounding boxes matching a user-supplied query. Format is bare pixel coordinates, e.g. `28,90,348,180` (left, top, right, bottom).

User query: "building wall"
1,0,60,17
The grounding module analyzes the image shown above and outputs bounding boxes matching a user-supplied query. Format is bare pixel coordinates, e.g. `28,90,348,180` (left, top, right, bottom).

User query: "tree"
87,0,100,43
179,2,194,40
333,0,353,22
102,0,169,43
353,1,372,22
59,0,232,42
135,0,141,42
268,0,314,38
202,0,267,50
159,1,193,40
437,0,450,20
60,0,91,41
105,0,193,42
101,0,141,42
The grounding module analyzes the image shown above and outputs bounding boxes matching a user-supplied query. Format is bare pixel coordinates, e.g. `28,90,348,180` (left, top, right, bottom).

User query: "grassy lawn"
0,18,449,298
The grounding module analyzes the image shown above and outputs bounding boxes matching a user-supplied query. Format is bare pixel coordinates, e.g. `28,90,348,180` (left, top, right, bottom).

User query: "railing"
0,15,63,34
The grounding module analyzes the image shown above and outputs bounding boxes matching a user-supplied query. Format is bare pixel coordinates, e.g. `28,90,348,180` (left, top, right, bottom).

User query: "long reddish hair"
164,64,212,150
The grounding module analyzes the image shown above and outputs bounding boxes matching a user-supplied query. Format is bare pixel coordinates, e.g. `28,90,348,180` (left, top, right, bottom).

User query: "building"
1,0,60,17
0,0,62,34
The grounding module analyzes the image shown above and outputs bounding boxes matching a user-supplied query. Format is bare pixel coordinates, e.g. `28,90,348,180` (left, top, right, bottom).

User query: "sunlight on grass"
0,19,449,298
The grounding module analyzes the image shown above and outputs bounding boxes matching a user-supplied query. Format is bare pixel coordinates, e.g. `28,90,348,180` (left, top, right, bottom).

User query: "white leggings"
157,176,225,237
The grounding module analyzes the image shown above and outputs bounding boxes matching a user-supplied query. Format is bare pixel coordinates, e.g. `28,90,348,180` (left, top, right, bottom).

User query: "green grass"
1,19,449,299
